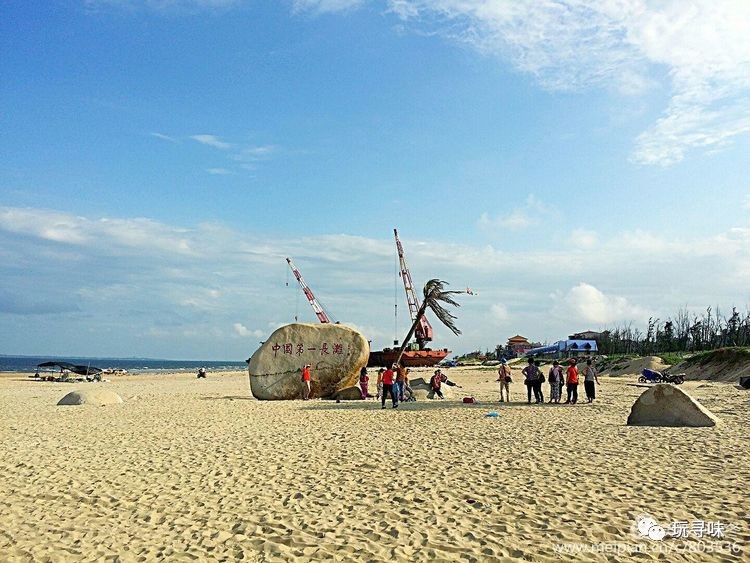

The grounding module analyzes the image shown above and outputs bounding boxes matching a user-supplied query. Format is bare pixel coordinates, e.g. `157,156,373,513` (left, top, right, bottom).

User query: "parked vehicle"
661,372,685,384
638,369,684,384
639,369,661,383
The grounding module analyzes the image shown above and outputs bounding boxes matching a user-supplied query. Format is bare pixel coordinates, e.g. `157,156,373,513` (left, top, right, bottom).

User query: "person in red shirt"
564,358,579,404
380,365,398,409
301,364,311,400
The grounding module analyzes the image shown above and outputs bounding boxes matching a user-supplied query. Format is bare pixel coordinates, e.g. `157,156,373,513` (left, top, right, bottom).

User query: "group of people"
497,357,599,404
301,356,598,406
358,364,458,408
365,363,413,408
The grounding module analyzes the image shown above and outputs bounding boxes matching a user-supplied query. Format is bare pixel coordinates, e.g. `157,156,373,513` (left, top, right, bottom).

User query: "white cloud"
232,323,253,336
0,207,195,255
555,283,651,325
206,167,233,175
232,145,277,163
489,303,509,323
3,205,750,358
744,195,750,210
569,228,598,249
478,210,531,232
478,193,553,232
150,132,178,142
190,134,233,150
384,0,750,166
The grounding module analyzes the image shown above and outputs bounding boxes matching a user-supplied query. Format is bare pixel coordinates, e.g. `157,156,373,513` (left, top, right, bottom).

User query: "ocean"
0,355,248,374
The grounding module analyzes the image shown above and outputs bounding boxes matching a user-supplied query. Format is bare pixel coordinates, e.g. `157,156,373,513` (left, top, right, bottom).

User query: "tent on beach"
37,361,103,375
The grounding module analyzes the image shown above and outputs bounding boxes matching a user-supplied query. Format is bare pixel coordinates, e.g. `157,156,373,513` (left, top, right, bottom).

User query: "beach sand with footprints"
1,367,748,561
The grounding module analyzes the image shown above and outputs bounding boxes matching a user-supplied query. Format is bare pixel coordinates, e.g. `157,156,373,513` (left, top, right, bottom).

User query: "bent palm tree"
394,279,462,366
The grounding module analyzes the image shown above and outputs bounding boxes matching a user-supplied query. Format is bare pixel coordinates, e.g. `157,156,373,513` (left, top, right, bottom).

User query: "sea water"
0,355,248,374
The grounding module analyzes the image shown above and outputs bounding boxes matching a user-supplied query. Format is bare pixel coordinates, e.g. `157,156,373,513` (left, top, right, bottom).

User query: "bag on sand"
462,396,476,404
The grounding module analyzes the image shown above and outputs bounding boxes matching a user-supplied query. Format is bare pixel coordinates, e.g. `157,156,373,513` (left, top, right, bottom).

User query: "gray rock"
627,383,720,427
409,377,452,400
248,323,369,400
57,389,123,406
333,386,365,400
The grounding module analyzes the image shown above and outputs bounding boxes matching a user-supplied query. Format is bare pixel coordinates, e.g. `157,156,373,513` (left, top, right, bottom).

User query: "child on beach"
359,366,369,400
496,358,511,402
376,368,384,400
548,360,564,404
583,359,600,403
565,359,579,404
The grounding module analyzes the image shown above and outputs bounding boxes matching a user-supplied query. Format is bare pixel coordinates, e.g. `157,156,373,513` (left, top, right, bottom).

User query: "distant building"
568,330,602,340
526,340,598,358
507,335,532,356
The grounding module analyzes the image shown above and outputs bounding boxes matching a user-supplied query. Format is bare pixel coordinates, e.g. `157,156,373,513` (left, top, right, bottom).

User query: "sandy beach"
1,367,748,562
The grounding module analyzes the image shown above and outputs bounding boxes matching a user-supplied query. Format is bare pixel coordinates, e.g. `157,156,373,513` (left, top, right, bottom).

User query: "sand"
1,367,748,562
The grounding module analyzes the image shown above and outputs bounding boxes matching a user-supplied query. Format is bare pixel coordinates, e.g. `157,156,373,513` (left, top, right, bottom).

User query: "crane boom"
394,228,433,349
286,257,331,324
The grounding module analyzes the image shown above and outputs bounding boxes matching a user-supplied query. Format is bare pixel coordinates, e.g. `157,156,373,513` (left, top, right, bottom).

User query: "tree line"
598,306,750,355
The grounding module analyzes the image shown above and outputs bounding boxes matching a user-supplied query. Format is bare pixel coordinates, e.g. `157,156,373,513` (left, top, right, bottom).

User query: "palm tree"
394,279,462,366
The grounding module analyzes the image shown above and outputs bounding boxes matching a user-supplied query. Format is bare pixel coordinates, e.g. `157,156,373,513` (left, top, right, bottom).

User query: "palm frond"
423,279,462,336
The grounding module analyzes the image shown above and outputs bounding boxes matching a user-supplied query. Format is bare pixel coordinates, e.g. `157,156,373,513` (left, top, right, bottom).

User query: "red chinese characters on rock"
271,342,347,358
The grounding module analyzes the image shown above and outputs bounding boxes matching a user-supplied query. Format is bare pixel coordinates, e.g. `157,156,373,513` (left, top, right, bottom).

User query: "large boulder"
627,384,719,427
248,323,369,400
57,389,123,406
333,386,365,400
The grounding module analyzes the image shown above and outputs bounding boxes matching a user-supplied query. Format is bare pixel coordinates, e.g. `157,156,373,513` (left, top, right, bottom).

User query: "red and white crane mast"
394,228,433,349
286,257,331,324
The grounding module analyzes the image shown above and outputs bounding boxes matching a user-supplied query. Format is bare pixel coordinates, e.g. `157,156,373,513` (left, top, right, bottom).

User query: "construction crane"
394,228,433,350
286,257,331,324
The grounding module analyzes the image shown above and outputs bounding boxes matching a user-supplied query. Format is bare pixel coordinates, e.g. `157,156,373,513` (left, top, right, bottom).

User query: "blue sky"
2,0,750,360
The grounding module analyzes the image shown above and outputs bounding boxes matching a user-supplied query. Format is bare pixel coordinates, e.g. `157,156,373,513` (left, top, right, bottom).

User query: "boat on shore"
368,347,450,368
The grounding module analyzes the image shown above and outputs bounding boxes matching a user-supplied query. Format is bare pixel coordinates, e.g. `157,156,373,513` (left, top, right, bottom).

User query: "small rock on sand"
57,389,123,406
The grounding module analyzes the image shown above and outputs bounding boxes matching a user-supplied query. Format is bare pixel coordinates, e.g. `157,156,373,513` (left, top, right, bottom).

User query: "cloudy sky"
2,0,749,360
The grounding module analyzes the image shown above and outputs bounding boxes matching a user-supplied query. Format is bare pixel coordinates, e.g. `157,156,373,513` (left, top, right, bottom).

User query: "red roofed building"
507,335,532,355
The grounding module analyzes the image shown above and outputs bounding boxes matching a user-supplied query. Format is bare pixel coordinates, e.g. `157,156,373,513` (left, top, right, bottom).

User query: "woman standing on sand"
565,359,579,404
522,358,543,404
583,359,599,403
376,368,384,400
359,366,369,400
548,360,564,404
